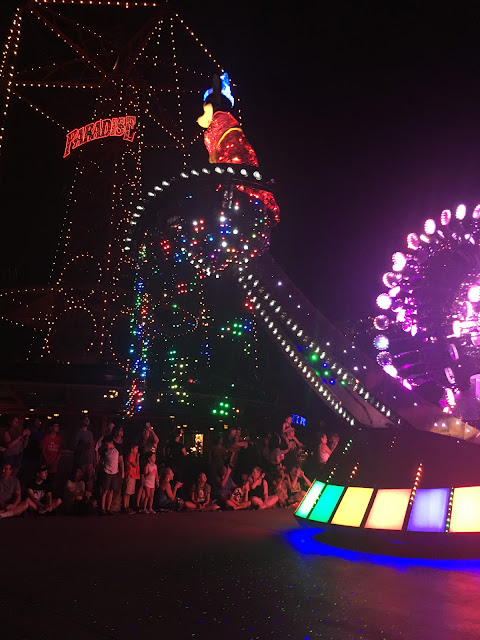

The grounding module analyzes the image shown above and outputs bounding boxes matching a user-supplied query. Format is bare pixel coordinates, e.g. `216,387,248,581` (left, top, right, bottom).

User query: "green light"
295,481,325,518
324,370,330,377
212,409,217,414
220,402,224,406
309,485,345,523
310,353,318,362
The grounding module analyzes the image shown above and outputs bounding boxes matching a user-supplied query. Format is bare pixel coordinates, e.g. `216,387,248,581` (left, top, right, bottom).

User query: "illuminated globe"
373,203,480,412
131,165,279,276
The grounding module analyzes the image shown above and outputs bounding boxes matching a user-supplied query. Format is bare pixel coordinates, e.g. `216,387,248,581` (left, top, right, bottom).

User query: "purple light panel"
407,488,450,533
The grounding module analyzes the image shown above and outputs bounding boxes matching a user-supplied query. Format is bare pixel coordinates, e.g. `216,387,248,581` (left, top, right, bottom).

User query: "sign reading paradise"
63,115,136,158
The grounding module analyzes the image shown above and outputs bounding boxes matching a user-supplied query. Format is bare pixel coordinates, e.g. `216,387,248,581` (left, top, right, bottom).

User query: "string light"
0,2,227,383
239,267,406,428
375,202,480,411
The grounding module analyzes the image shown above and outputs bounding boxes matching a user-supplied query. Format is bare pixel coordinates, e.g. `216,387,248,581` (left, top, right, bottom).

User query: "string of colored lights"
219,318,254,356
237,269,402,428
125,164,275,412
125,243,150,416
211,396,240,418
0,2,227,376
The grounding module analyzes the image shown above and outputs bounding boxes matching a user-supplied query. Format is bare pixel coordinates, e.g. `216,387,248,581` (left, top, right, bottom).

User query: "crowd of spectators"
0,413,340,519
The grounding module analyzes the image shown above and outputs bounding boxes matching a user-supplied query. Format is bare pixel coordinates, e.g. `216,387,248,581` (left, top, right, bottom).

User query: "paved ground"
2,509,480,639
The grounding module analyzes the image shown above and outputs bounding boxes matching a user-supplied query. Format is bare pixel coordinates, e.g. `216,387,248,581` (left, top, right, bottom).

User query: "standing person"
317,432,333,466
73,416,96,492
141,451,159,514
267,434,285,476
248,466,278,510
98,435,123,515
123,443,140,514
95,420,115,463
112,426,126,459
283,439,300,472
2,416,30,471
227,427,248,469
329,433,340,454
40,421,62,482
209,434,227,478
23,416,44,470
281,416,293,435
164,430,188,481
111,426,126,511
236,432,258,479
139,422,159,458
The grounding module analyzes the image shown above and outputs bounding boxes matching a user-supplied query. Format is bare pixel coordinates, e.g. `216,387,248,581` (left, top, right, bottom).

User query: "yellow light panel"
365,488,411,530
450,486,480,532
331,487,374,527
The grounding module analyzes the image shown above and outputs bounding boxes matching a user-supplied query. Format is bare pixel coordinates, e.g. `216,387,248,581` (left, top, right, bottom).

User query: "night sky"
2,0,480,326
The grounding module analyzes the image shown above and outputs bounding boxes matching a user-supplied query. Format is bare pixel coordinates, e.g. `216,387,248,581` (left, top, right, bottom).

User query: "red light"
64,115,136,158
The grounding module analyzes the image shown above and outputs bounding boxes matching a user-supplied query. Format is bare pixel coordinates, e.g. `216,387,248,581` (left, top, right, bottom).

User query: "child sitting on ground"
63,466,91,515
272,467,289,508
188,472,219,511
27,465,62,514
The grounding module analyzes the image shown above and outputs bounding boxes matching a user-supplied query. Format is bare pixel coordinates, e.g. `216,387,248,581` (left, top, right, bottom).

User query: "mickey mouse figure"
197,72,259,166
197,72,280,222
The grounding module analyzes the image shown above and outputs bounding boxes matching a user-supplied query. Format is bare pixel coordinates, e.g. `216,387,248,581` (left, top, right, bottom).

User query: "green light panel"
308,484,345,523
295,481,325,518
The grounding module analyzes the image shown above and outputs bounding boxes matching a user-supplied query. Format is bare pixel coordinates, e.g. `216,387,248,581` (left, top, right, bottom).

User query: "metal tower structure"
0,0,224,370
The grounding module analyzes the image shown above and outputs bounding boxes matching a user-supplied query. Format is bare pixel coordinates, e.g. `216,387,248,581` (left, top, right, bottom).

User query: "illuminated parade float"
123,60,480,548
294,204,480,547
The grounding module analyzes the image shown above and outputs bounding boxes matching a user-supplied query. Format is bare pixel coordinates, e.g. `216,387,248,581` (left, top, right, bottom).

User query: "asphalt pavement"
2,509,480,639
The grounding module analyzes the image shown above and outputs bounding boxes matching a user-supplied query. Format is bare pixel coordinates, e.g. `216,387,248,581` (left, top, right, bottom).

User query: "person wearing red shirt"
40,421,62,478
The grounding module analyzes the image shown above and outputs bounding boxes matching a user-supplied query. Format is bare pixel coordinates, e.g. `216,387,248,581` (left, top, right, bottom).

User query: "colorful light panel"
365,488,410,530
309,484,345,523
331,487,374,527
407,488,449,532
450,486,480,532
295,481,325,519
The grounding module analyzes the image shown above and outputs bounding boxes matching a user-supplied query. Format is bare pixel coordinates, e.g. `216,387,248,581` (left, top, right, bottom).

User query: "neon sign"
292,414,306,426
63,115,136,158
